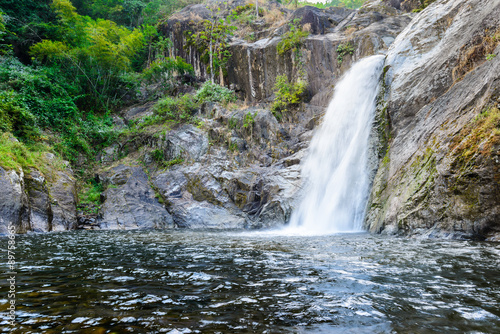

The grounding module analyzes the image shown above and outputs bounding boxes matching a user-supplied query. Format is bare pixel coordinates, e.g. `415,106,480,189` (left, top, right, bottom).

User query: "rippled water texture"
1,230,499,333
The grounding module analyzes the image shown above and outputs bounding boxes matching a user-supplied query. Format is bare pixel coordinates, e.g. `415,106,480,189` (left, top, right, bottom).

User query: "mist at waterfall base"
284,55,385,236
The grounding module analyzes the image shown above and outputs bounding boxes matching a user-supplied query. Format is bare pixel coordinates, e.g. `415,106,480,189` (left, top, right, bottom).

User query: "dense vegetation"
0,0,367,176
0,0,204,172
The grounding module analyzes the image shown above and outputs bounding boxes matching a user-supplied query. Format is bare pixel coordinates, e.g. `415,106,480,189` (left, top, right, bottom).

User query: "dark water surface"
1,230,499,333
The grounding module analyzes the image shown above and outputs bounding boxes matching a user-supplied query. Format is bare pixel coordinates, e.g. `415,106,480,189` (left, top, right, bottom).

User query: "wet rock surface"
366,0,500,240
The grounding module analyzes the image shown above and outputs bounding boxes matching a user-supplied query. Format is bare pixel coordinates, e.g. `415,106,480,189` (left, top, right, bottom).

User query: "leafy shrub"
0,91,38,141
271,75,307,120
277,19,309,56
195,81,237,105
142,56,194,84
336,42,355,64
151,148,164,162
0,56,116,164
154,94,199,122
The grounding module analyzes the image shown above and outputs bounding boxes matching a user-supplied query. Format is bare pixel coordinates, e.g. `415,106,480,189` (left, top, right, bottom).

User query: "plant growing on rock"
243,111,257,138
142,56,194,91
195,81,237,105
277,19,309,57
413,0,437,12
153,94,199,123
185,4,237,85
336,42,355,64
271,74,307,121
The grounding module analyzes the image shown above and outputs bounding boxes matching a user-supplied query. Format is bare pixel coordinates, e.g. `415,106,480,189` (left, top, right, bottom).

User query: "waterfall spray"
286,55,385,235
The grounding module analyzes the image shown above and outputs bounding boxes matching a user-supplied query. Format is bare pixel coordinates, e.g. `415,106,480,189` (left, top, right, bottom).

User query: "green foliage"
271,74,307,120
0,0,58,62
228,116,239,129
142,56,194,90
243,111,257,138
228,140,238,152
150,148,184,168
142,0,204,26
277,19,309,56
0,132,57,172
153,94,199,123
195,81,237,105
413,0,437,12
185,7,237,82
151,148,164,162
0,56,116,164
243,112,256,129
163,157,184,167
230,3,263,26
0,90,38,141
336,42,355,64
486,54,496,61
78,179,104,214
29,0,145,111
0,11,12,55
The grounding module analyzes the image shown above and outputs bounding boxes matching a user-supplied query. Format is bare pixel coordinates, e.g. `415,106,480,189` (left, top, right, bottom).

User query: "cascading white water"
286,55,385,235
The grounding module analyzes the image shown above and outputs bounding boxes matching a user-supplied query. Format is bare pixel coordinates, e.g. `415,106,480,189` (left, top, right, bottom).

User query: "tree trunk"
210,41,214,83
219,66,224,86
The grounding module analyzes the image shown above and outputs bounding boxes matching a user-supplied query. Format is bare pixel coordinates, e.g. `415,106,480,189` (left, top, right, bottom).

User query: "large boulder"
154,164,248,229
366,0,500,240
99,165,174,229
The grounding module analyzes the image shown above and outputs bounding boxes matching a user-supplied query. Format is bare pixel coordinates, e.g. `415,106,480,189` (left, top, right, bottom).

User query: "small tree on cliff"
185,4,236,85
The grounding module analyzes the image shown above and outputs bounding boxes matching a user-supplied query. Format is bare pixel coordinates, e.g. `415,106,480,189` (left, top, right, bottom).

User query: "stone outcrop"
366,0,500,240
0,167,30,234
160,0,411,105
0,155,77,234
98,165,174,229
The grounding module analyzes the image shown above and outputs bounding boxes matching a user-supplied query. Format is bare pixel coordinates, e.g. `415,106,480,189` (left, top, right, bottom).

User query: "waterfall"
287,55,385,235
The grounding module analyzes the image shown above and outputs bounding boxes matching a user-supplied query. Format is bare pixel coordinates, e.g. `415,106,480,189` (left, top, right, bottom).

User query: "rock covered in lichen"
366,0,500,240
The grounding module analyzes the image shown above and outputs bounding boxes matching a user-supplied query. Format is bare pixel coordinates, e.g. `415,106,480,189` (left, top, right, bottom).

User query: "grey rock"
25,170,51,232
155,125,209,162
99,165,174,229
291,6,354,35
0,167,30,234
366,0,500,240
154,164,248,228
49,170,78,231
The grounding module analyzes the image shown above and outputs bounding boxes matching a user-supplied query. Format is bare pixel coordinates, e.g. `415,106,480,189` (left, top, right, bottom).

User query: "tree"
30,0,145,110
185,4,236,85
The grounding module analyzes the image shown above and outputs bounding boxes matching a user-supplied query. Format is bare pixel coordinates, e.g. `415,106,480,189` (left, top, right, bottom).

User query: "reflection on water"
1,230,499,333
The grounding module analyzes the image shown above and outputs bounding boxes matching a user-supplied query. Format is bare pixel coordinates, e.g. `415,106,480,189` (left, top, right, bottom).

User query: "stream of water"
288,55,385,235
1,230,499,333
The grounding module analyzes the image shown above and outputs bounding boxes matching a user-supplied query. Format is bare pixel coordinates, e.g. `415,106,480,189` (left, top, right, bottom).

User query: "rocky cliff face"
366,0,500,240
0,153,77,234
160,1,410,105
